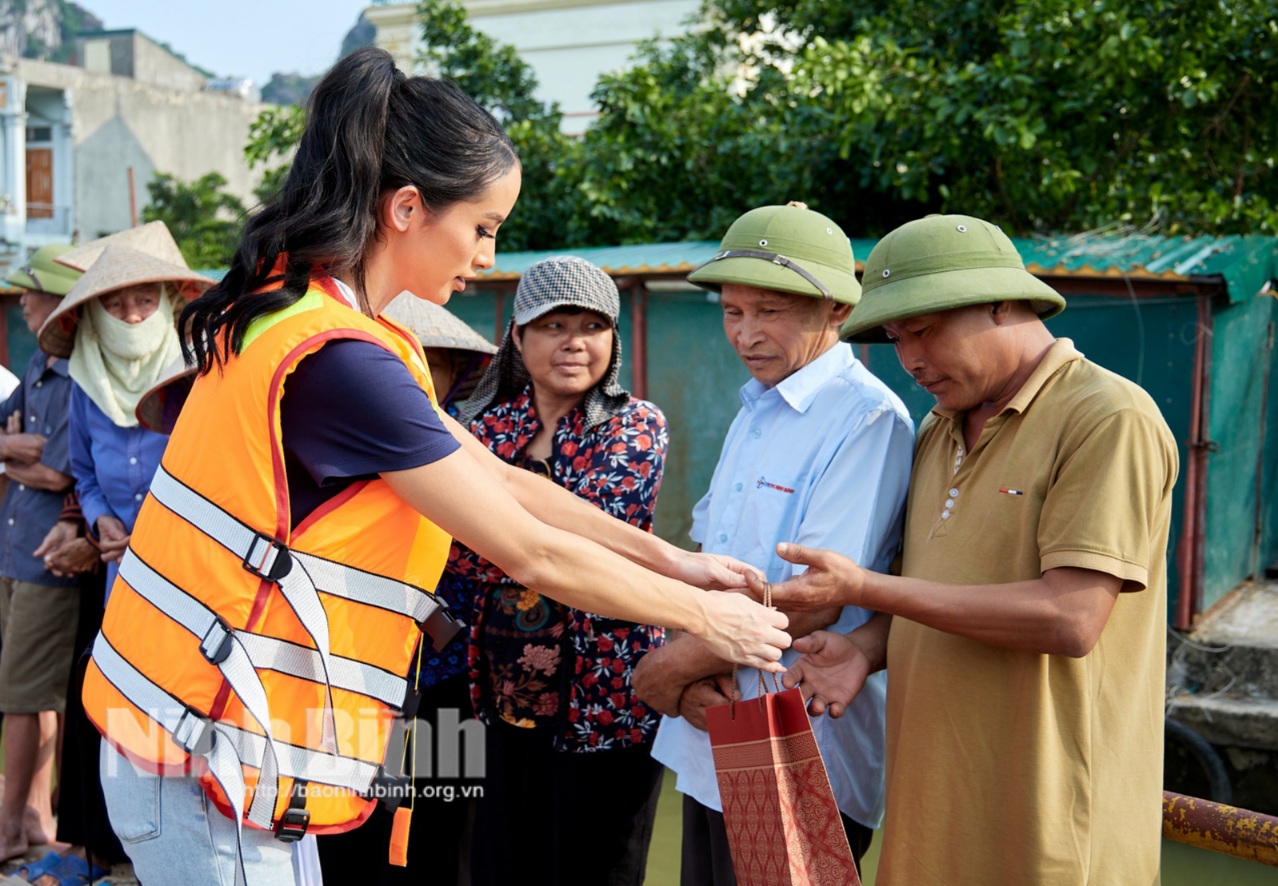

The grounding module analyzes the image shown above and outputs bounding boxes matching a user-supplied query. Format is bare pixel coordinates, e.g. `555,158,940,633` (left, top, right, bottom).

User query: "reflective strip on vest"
92,631,379,792
118,551,409,709
149,466,440,623
93,627,376,886
116,550,282,827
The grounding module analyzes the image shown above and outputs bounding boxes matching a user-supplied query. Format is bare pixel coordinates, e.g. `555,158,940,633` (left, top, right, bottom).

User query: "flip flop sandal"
26,854,108,886
7,852,64,881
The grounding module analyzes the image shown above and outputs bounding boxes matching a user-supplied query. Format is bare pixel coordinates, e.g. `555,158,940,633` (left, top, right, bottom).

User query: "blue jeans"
99,739,296,885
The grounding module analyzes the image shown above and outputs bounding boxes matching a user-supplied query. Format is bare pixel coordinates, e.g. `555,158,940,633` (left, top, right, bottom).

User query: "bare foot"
23,806,56,846
0,828,29,864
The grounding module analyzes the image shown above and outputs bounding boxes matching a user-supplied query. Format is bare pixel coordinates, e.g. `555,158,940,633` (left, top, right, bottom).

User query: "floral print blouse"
447,385,669,753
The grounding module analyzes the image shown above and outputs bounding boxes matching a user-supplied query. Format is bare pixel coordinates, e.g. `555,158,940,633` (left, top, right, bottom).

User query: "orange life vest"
82,274,455,841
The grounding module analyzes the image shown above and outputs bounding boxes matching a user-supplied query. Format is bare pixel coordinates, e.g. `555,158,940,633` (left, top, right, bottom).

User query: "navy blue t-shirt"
279,339,460,528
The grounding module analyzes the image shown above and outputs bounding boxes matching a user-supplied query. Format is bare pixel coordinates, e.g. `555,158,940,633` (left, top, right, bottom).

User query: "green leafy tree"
244,105,305,203
142,171,246,269
415,0,581,250
240,0,580,251
595,0,1278,237
574,17,858,244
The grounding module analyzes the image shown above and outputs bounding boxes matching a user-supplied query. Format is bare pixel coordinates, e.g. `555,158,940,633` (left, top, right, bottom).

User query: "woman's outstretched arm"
439,411,752,591
382,447,791,671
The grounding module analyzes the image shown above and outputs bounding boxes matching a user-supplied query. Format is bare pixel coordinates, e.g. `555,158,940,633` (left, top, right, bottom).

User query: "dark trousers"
469,719,664,886
318,674,477,885
55,570,127,864
680,794,872,886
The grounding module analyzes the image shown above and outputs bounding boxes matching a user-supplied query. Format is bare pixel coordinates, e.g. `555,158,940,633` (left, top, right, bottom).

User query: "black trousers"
680,793,873,886
469,719,664,886
55,570,127,864
318,673,478,885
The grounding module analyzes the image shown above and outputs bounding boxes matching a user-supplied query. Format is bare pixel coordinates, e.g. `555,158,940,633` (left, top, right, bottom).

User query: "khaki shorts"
0,576,81,713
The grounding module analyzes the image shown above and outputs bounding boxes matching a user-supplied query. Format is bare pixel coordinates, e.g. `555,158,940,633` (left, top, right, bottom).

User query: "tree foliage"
141,172,246,269
415,0,580,249
581,0,1278,238
241,0,1278,247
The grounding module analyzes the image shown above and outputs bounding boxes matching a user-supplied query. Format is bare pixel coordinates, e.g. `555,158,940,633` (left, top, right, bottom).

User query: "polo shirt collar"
739,342,853,414
1002,338,1081,415
929,338,1082,421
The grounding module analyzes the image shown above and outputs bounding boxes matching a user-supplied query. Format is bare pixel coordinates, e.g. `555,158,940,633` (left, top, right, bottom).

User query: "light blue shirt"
651,342,914,828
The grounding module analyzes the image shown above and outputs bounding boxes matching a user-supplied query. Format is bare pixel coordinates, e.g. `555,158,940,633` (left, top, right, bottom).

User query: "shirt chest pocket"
739,471,803,561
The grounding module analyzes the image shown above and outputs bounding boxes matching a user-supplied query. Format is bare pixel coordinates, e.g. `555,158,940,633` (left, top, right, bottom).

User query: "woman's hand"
96,515,130,564
670,550,756,591
782,630,873,718
692,591,789,672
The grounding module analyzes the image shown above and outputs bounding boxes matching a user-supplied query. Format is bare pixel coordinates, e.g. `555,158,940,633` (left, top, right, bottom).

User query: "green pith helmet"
687,202,861,305
4,243,82,297
839,214,1066,343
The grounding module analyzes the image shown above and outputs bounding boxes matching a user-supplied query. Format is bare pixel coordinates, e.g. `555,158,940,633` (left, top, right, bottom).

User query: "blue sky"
81,0,373,89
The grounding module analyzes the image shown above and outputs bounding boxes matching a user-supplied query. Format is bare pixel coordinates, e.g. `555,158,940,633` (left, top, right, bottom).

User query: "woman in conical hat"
380,292,496,413
39,237,210,592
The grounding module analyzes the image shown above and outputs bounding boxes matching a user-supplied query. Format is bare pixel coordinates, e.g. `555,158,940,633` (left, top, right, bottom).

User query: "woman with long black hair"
84,46,787,885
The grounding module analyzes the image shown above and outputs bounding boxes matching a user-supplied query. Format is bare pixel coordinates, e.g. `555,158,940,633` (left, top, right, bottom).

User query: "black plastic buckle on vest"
274,779,311,843
398,686,422,721
418,606,464,653
364,766,413,812
198,617,235,666
242,534,293,582
173,708,216,758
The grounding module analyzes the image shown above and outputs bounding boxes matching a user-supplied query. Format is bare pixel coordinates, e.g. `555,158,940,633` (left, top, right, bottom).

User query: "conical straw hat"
381,293,497,355
135,353,198,435
37,244,212,358
382,293,496,405
55,220,187,272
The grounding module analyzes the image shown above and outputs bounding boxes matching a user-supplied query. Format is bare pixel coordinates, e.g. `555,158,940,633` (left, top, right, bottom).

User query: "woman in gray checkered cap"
451,257,670,884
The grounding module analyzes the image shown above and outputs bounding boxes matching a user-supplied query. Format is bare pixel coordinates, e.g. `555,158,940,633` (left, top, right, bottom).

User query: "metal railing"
1163,791,1278,867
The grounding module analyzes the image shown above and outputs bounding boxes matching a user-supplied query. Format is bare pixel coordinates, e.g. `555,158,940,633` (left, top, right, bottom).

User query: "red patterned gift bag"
706,681,862,886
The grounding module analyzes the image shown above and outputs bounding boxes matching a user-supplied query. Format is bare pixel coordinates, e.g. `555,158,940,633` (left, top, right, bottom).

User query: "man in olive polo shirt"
762,214,1178,884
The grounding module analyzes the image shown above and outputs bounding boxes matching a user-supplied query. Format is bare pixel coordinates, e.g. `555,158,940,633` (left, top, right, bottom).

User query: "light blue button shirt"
651,342,914,828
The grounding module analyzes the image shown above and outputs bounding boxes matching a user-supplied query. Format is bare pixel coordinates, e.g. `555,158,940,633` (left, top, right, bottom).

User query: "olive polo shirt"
880,339,1178,885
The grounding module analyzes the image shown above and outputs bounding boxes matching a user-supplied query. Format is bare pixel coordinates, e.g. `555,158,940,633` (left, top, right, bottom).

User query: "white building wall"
366,0,699,134
10,58,267,247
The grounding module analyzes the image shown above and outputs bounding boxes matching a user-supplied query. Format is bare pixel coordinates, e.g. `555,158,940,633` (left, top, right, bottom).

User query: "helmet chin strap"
703,249,834,300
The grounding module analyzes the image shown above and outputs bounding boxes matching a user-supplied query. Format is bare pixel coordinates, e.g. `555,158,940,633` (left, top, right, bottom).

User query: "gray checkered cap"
513,255,621,325
460,256,630,431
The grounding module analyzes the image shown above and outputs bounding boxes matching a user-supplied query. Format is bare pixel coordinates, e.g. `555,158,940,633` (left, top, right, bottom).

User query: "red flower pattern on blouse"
450,386,669,752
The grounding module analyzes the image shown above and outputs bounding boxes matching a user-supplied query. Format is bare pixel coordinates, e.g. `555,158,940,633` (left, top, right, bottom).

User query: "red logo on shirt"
757,477,795,494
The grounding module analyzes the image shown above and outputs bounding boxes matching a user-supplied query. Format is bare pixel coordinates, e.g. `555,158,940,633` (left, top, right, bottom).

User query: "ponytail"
183,46,517,373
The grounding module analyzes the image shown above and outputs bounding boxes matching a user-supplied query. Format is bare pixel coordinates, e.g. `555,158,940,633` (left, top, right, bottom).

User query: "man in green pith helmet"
763,213,1177,884
632,201,915,883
